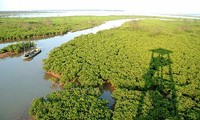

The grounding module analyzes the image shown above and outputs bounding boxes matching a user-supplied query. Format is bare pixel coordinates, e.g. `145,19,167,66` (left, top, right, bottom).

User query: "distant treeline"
0,16,134,43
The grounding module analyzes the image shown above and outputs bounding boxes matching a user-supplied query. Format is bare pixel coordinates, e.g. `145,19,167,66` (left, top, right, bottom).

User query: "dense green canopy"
29,87,111,120
0,41,35,53
0,16,133,43
32,19,200,119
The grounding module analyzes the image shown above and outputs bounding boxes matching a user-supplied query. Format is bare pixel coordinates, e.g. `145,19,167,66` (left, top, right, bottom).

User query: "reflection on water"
23,58,33,62
0,19,132,120
44,72,61,89
100,82,116,109
0,55,59,120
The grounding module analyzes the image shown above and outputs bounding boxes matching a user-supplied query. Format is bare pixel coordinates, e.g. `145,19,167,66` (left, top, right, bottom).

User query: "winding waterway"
0,19,132,120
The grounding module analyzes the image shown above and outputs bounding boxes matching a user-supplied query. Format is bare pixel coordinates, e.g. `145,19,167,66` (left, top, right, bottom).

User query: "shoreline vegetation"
0,16,137,58
0,41,35,58
30,18,200,119
1,15,199,119
0,15,158,58
0,16,138,43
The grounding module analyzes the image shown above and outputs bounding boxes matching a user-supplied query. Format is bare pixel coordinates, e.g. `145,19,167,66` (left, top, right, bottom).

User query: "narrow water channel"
0,19,132,120
100,82,116,109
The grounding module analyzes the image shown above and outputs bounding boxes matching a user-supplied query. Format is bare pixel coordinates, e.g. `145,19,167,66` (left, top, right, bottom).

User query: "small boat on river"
23,48,41,59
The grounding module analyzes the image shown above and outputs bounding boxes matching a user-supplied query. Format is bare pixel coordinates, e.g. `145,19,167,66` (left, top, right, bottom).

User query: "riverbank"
0,16,136,43
36,19,200,119
1,16,199,119
1,15,193,44
0,19,133,120
0,52,15,58
0,41,35,58
45,72,61,79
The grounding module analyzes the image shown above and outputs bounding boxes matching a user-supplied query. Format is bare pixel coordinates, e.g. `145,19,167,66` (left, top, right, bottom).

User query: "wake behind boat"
23,48,41,59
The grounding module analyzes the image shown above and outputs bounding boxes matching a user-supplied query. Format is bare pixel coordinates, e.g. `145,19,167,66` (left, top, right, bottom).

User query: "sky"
0,0,200,14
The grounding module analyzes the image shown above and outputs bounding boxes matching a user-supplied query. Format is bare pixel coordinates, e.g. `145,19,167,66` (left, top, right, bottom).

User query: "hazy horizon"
0,0,200,14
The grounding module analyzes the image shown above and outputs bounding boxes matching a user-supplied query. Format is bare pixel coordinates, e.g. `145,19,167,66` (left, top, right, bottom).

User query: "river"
0,19,132,120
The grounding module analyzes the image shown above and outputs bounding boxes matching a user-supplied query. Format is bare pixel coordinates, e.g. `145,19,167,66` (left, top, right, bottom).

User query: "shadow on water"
136,48,179,119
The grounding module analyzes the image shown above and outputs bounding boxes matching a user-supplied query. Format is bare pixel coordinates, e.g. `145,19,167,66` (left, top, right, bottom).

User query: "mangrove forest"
29,19,200,119
0,16,134,43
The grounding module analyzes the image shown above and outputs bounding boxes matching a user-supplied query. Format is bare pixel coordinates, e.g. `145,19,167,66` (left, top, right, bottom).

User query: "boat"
23,48,41,59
